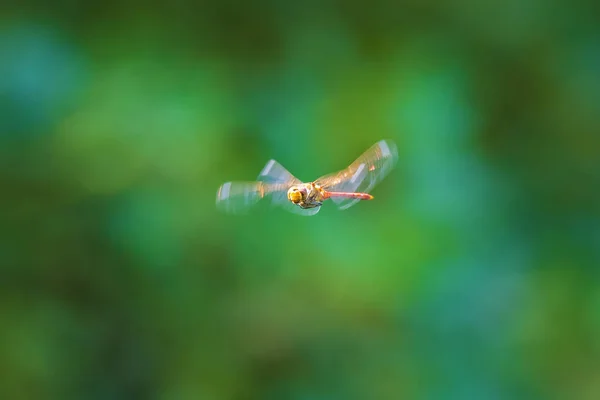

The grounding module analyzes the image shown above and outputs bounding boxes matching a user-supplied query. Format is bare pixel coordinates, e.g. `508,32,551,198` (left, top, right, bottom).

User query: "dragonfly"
216,139,398,216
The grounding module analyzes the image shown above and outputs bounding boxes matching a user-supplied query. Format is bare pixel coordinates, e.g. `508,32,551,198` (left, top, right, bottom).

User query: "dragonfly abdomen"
324,191,374,201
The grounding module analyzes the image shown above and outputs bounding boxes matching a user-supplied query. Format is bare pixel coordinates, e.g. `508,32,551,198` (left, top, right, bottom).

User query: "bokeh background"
2,1,600,399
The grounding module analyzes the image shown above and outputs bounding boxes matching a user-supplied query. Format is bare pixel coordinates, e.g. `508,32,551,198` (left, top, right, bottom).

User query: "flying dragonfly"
216,139,398,216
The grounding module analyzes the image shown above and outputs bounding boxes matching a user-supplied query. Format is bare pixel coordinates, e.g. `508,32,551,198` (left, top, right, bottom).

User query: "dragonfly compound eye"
287,188,304,204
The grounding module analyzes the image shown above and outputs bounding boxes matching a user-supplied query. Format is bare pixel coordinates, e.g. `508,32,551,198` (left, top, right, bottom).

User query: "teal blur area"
2,1,600,399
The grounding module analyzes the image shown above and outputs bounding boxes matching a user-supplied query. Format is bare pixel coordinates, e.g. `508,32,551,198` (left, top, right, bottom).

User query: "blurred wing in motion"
314,139,398,210
216,181,273,214
216,159,320,216
257,159,301,185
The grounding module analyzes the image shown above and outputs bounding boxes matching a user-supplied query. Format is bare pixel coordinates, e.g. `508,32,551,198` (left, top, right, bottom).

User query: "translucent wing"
314,139,398,210
216,159,320,216
215,181,284,214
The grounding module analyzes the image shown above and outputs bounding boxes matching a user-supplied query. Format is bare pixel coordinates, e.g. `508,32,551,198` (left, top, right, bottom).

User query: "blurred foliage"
1,1,600,399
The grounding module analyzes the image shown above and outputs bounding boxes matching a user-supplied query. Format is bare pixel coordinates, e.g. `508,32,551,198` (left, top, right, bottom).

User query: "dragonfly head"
287,186,307,205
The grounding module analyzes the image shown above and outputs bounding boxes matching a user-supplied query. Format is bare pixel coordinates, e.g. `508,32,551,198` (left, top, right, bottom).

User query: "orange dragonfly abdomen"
323,191,374,201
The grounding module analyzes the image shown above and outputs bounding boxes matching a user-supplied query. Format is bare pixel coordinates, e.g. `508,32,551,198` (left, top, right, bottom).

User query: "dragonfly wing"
314,139,398,210
217,180,306,215
216,160,319,216
257,159,302,184
282,202,321,216
216,181,268,214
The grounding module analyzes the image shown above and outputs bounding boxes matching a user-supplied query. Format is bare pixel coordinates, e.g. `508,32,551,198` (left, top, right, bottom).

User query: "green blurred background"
2,1,600,399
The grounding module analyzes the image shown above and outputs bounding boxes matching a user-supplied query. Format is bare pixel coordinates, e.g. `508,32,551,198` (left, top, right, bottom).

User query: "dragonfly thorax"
287,183,325,209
